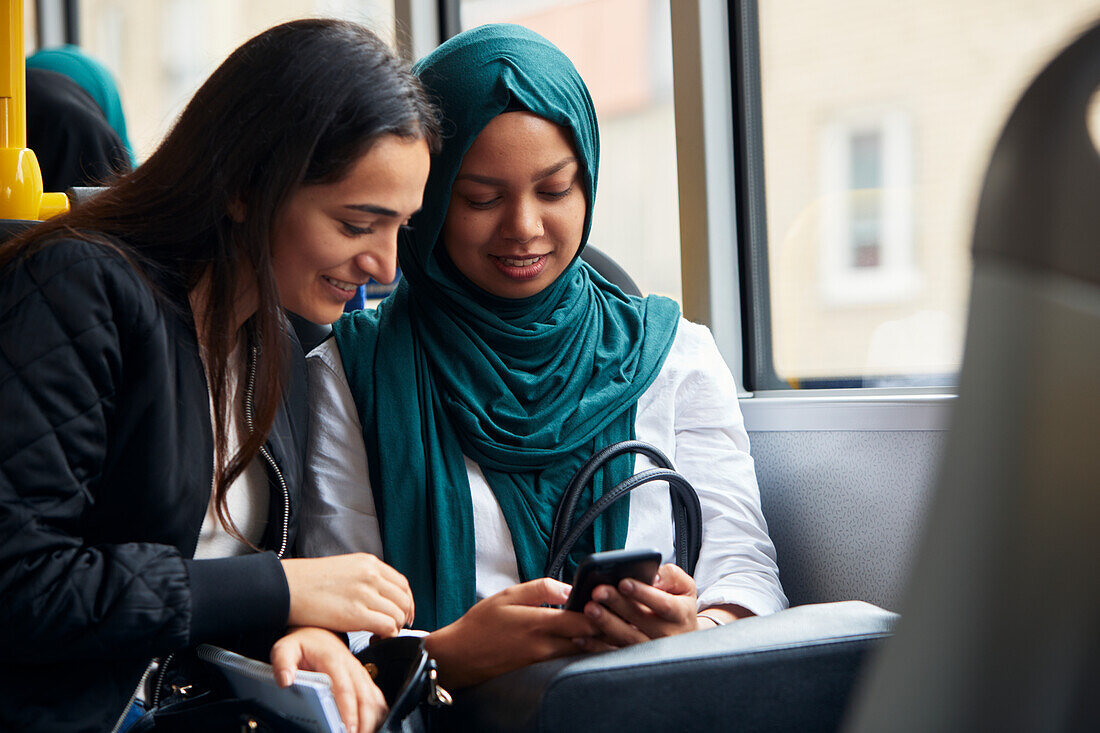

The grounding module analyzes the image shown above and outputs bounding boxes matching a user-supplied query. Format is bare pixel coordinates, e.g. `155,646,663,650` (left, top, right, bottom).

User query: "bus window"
741,0,1100,390
73,1,397,161
459,0,683,303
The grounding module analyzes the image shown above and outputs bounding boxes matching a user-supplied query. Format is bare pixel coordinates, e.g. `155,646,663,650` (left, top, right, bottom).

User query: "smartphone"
563,548,662,612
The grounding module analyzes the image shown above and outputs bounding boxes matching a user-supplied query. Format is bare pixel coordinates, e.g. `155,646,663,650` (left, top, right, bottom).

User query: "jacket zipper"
108,659,157,733
245,345,290,560
129,345,291,723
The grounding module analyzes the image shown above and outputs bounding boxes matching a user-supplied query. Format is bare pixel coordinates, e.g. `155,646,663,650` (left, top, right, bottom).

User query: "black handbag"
128,652,297,733
355,635,452,733
128,695,293,733
131,637,450,733
543,440,703,581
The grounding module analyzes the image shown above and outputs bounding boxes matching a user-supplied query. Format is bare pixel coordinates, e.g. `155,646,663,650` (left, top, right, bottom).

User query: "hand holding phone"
563,548,662,613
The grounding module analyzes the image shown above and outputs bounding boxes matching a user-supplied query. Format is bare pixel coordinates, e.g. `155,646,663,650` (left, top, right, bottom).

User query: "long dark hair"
1,18,438,542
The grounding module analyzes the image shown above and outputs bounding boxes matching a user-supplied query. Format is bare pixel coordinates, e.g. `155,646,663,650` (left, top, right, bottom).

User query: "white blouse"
193,345,268,559
299,318,787,617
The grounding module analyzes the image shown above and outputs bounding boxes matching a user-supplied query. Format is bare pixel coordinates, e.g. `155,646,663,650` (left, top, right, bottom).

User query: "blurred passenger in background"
26,67,131,190
27,44,135,165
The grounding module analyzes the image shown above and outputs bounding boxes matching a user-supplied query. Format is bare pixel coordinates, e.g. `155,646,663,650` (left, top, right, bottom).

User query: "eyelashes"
341,221,414,236
541,185,573,200
464,185,575,209
342,222,374,236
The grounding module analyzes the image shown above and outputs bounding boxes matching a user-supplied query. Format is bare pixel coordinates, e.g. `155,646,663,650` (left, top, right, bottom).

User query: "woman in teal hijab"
302,24,785,688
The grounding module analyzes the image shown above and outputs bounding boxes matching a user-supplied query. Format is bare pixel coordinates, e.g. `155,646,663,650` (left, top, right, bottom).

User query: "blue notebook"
196,644,345,733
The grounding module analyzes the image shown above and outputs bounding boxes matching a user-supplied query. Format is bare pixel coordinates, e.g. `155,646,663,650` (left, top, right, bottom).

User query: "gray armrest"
439,601,897,733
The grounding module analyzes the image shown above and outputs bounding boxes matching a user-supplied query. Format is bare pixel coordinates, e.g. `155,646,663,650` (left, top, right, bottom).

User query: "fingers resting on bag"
271,627,388,733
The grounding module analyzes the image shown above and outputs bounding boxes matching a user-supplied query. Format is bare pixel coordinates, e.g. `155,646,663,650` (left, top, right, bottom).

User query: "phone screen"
564,548,662,612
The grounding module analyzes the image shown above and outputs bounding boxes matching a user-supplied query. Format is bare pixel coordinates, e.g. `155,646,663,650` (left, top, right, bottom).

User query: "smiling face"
271,134,430,324
441,112,587,299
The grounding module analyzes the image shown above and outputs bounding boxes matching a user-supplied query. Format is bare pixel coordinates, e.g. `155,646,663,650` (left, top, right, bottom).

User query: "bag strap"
544,442,702,582
549,440,675,555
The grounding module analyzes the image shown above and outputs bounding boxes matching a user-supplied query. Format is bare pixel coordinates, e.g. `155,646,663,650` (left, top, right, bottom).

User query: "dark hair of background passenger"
0,18,440,542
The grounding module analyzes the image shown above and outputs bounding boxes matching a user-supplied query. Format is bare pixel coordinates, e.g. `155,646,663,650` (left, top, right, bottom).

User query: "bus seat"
756,433,935,612
847,18,1100,732
581,244,642,296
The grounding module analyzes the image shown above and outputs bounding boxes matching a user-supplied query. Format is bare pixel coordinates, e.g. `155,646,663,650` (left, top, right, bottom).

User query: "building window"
819,109,917,306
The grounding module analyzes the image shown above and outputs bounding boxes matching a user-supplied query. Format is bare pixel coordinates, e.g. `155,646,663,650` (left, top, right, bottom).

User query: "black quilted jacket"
0,238,309,731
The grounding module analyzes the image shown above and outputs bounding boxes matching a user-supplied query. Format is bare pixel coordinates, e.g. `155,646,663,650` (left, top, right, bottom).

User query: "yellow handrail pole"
1,0,20,148
0,0,69,219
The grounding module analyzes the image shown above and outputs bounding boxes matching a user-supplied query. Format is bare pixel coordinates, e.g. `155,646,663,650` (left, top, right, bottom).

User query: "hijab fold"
336,25,680,630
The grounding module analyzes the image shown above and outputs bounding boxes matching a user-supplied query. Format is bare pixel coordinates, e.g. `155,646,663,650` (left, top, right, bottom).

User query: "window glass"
756,1,1100,388
459,0,682,303
76,0,396,161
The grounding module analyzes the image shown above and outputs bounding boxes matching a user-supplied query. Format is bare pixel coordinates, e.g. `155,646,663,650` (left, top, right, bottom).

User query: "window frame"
675,0,956,430
33,0,80,48
724,0,957,405
724,0,786,392
396,0,451,58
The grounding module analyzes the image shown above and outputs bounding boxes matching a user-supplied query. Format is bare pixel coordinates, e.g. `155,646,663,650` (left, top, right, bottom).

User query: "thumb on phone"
502,577,572,607
653,563,695,596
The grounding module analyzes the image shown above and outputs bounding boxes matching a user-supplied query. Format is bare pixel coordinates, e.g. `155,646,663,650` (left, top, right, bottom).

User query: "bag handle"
544,441,702,582
549,440,676,555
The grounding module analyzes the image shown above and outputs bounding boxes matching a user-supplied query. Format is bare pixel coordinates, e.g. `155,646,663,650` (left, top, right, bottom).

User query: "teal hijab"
27,45,135,165
335,24,680,630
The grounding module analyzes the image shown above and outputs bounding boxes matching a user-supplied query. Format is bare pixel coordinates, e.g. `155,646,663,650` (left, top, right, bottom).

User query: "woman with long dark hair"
0,19,435,732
